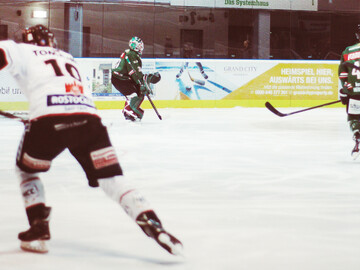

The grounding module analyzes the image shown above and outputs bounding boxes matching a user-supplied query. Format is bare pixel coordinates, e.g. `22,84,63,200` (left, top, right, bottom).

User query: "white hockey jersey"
0,40,98,120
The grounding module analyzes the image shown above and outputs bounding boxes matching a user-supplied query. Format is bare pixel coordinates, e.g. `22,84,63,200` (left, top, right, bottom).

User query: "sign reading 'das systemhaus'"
170,0,318,11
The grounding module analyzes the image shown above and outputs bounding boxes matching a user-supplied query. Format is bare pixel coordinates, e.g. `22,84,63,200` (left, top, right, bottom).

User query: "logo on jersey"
90,147,118,169
47,94,95,108
345,51,360,61
65,81,83,95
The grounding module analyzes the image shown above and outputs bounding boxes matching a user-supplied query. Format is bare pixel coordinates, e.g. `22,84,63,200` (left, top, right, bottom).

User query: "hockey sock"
16,166,47,225
98,176,153,221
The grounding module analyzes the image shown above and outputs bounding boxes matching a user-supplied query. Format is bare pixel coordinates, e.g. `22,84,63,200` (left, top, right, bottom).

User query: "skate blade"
20,240,49,253
158,232,183,256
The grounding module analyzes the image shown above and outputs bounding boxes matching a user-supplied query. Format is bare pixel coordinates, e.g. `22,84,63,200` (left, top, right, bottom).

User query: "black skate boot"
136,211,183,256
18,207,51,253
352,133,360,160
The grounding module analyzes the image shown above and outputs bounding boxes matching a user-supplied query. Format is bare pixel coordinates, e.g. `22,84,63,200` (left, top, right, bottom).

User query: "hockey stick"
187,70,205,86
143,78,162,120
125,56,162,120
0,109,28,123
265,60,351,117
265,100,341,117
143,84,162,120
145,93,162,120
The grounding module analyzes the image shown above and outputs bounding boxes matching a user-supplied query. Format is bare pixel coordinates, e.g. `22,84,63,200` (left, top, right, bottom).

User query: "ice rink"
1,107,360,270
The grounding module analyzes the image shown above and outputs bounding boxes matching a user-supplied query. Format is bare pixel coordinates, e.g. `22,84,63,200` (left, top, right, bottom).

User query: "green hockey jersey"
112,49,144,85
339,43,360,96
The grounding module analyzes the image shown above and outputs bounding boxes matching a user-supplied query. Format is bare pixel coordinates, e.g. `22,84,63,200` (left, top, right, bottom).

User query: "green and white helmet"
129,36,144,55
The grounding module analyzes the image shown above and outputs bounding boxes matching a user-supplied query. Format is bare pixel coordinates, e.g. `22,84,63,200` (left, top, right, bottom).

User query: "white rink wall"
0,59,341,110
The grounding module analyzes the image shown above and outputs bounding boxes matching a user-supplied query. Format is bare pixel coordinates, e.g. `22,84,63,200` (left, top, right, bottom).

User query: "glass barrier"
0,1,359,60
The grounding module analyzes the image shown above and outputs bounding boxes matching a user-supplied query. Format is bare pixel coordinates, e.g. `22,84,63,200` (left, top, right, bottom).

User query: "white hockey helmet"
129,36,144,55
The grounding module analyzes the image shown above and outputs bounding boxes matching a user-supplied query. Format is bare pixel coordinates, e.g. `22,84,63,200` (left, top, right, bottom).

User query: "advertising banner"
0,71,26,102
78,58,339,102
223,61,339,101
0,58,340,108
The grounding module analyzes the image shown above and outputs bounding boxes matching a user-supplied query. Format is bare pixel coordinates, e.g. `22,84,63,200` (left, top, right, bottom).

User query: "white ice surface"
1,107,360,270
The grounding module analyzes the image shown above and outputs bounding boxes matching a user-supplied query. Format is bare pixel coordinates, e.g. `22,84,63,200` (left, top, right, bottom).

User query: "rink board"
0,59,341,110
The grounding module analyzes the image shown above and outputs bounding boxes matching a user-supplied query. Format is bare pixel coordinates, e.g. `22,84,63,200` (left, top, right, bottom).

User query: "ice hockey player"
339,24,360,159
111,36,161,121
0,25,182,255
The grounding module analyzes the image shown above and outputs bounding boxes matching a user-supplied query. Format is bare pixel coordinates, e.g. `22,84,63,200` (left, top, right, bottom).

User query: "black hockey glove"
339,87,349,105
147,72,161,84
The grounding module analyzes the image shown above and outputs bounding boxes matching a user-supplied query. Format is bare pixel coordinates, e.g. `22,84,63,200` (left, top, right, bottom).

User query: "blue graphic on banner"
155,60,236,100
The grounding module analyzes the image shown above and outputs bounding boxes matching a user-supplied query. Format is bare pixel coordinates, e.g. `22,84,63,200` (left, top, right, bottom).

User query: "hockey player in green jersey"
339,24,360,159
111,36,161,121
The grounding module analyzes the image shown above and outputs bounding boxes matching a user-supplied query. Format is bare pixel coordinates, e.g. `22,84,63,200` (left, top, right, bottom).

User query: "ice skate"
352,136,360,160
123,111,138,121
136,211,183,256
18,207,51,253
123,103,140,122
20,239,49,254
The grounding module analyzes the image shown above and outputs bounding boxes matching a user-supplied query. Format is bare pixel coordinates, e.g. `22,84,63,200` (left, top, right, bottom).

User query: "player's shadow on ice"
53,240,185,265
0,248,25,255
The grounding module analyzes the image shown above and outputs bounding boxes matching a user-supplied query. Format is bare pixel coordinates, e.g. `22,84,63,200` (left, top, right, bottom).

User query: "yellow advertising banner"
224,63,338,101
